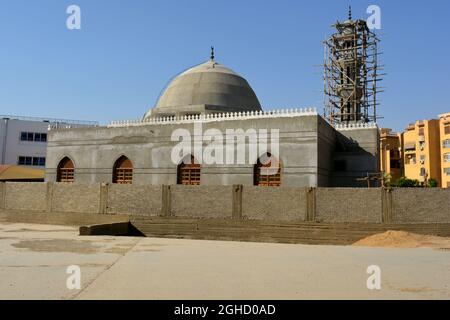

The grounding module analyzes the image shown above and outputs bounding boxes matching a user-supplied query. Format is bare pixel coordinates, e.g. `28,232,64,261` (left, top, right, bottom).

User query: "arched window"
177,155,201,185
254,153,281,187
57,157,74,182
113,156,133,184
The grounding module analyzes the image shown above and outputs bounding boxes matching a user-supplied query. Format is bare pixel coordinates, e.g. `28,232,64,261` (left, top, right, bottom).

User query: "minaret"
323,8,381,125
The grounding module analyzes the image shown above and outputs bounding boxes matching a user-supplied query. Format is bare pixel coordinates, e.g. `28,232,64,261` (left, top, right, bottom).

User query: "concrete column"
381,188,393,223
161,185,172,217
232,184,243,219
46,182,54,213
0,182,5,210
306,187,316,222
99,183,109,214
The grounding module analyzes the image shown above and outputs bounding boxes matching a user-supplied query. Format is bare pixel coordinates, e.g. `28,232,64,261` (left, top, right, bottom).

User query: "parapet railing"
108,107,318,128
1,115,98,126
335,122,378,130
47,122,99,131
45,107,378,131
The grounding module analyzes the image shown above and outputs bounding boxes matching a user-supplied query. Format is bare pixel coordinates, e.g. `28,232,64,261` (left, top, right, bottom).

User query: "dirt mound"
352,230,450,249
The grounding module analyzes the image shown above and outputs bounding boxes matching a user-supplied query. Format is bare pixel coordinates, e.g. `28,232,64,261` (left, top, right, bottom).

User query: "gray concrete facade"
45,111,378,187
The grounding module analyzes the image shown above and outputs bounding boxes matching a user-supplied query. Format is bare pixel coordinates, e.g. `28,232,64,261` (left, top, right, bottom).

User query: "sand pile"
352,230,450,249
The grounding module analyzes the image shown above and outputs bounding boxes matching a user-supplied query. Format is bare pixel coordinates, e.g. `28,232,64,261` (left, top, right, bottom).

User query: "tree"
382,172,392,188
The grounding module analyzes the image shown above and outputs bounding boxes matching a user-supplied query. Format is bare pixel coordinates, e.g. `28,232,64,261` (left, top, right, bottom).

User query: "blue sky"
0,0,449,131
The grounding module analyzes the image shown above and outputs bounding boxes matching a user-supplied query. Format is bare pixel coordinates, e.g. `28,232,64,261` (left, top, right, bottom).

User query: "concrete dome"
144,59,262,118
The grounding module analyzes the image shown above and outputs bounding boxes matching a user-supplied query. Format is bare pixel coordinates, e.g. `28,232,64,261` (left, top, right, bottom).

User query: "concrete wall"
51,183,100,214
1,182,449,224
45,115,321,187
45,115,381,188
331,127,380,187
316,188,382,223
4,182,47,211
391,188,450,223
0,182,5,209
317,117,336,187
171,185,232,218
107,184,161,216
242,186,307,221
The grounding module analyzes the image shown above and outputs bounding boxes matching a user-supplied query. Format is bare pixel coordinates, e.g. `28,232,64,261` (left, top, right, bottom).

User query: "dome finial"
210,46,214,61
348,5,352,20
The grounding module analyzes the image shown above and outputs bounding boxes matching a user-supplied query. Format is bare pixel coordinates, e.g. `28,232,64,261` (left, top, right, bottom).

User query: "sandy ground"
0,222,449,300
353,230,450,249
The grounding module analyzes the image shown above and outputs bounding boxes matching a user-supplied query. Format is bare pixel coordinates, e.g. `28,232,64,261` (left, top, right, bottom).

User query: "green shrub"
392,177,421,188
427,178,438,188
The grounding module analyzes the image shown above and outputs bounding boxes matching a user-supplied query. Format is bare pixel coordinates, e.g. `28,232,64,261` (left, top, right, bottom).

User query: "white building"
0,116,98,168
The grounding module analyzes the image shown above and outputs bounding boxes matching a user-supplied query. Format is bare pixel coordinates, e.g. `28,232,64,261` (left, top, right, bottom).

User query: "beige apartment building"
402,119,442,186
381,113,450,188
439,113,450,188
